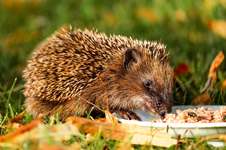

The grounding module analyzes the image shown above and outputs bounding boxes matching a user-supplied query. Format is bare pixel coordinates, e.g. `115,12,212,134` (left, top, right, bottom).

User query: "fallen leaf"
0,119,43,142
66,117,177,148
207,20,226,38
191,93,211,106
0,123,80,148
222,79,226,90
200,51,224,94
9,111,25,130
174,63,190,77
94,118,107,122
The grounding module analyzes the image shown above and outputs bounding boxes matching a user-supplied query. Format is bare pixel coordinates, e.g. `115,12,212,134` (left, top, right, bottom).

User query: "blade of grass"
86,107,94,119
8,103,14,118
6,78,17,117
75,98,82,116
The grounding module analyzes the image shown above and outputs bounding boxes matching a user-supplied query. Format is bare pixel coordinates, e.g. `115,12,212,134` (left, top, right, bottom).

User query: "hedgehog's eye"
144,81,152,88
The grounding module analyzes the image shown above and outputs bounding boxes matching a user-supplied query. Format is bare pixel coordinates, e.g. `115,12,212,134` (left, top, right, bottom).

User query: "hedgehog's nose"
159,110,167,119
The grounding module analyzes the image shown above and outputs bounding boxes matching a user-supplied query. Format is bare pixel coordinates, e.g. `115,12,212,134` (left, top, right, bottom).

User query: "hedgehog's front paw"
112,110,142,121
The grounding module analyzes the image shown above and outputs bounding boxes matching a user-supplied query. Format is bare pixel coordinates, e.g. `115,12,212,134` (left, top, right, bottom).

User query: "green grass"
0,0,226,149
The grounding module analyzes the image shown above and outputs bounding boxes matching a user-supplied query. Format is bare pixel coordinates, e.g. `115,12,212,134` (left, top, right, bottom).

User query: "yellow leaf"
200,51,224,93
0,119,43,143
66,117,177,148
191,93,211,106
207,20,226,38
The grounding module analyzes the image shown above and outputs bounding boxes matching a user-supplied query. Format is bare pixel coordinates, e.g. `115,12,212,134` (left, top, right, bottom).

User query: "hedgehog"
23,27,173,121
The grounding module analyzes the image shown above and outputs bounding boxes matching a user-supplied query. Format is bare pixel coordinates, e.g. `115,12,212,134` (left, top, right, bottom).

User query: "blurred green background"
0,0,226,116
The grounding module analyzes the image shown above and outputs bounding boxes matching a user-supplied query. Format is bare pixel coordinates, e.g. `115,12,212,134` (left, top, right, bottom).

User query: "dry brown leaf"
207,20,226,38
0,119,80,146
191,93,211,106
94,118,107,122
0,119,43,142
209,51,224,78
66,117,177,148
8,111,25,130
10,111,25,124
200,51,224,94
1,124,80,149
222,79,226,90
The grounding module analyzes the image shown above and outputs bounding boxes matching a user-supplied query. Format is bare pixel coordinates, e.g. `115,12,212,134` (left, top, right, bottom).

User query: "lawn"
0,0,226,149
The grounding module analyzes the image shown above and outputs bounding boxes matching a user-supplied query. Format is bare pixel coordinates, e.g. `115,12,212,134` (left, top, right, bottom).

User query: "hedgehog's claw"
112,110,142,121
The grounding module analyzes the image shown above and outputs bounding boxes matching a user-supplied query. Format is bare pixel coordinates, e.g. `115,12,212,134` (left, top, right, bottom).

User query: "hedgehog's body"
23,28,173,121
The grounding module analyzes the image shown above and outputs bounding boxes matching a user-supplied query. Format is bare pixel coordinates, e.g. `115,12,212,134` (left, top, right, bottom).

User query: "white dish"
117,105,226,147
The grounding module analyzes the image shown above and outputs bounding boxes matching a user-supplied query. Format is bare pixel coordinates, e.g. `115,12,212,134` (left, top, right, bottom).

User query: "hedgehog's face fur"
99,47,173,117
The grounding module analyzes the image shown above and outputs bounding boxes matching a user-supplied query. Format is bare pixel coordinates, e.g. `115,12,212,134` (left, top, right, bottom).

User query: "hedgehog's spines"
69,25,73,32
61,27,67,34
23,28,173,120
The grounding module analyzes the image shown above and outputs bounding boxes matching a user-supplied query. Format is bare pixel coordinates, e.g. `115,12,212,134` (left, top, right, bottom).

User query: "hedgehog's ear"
123,48,142,70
